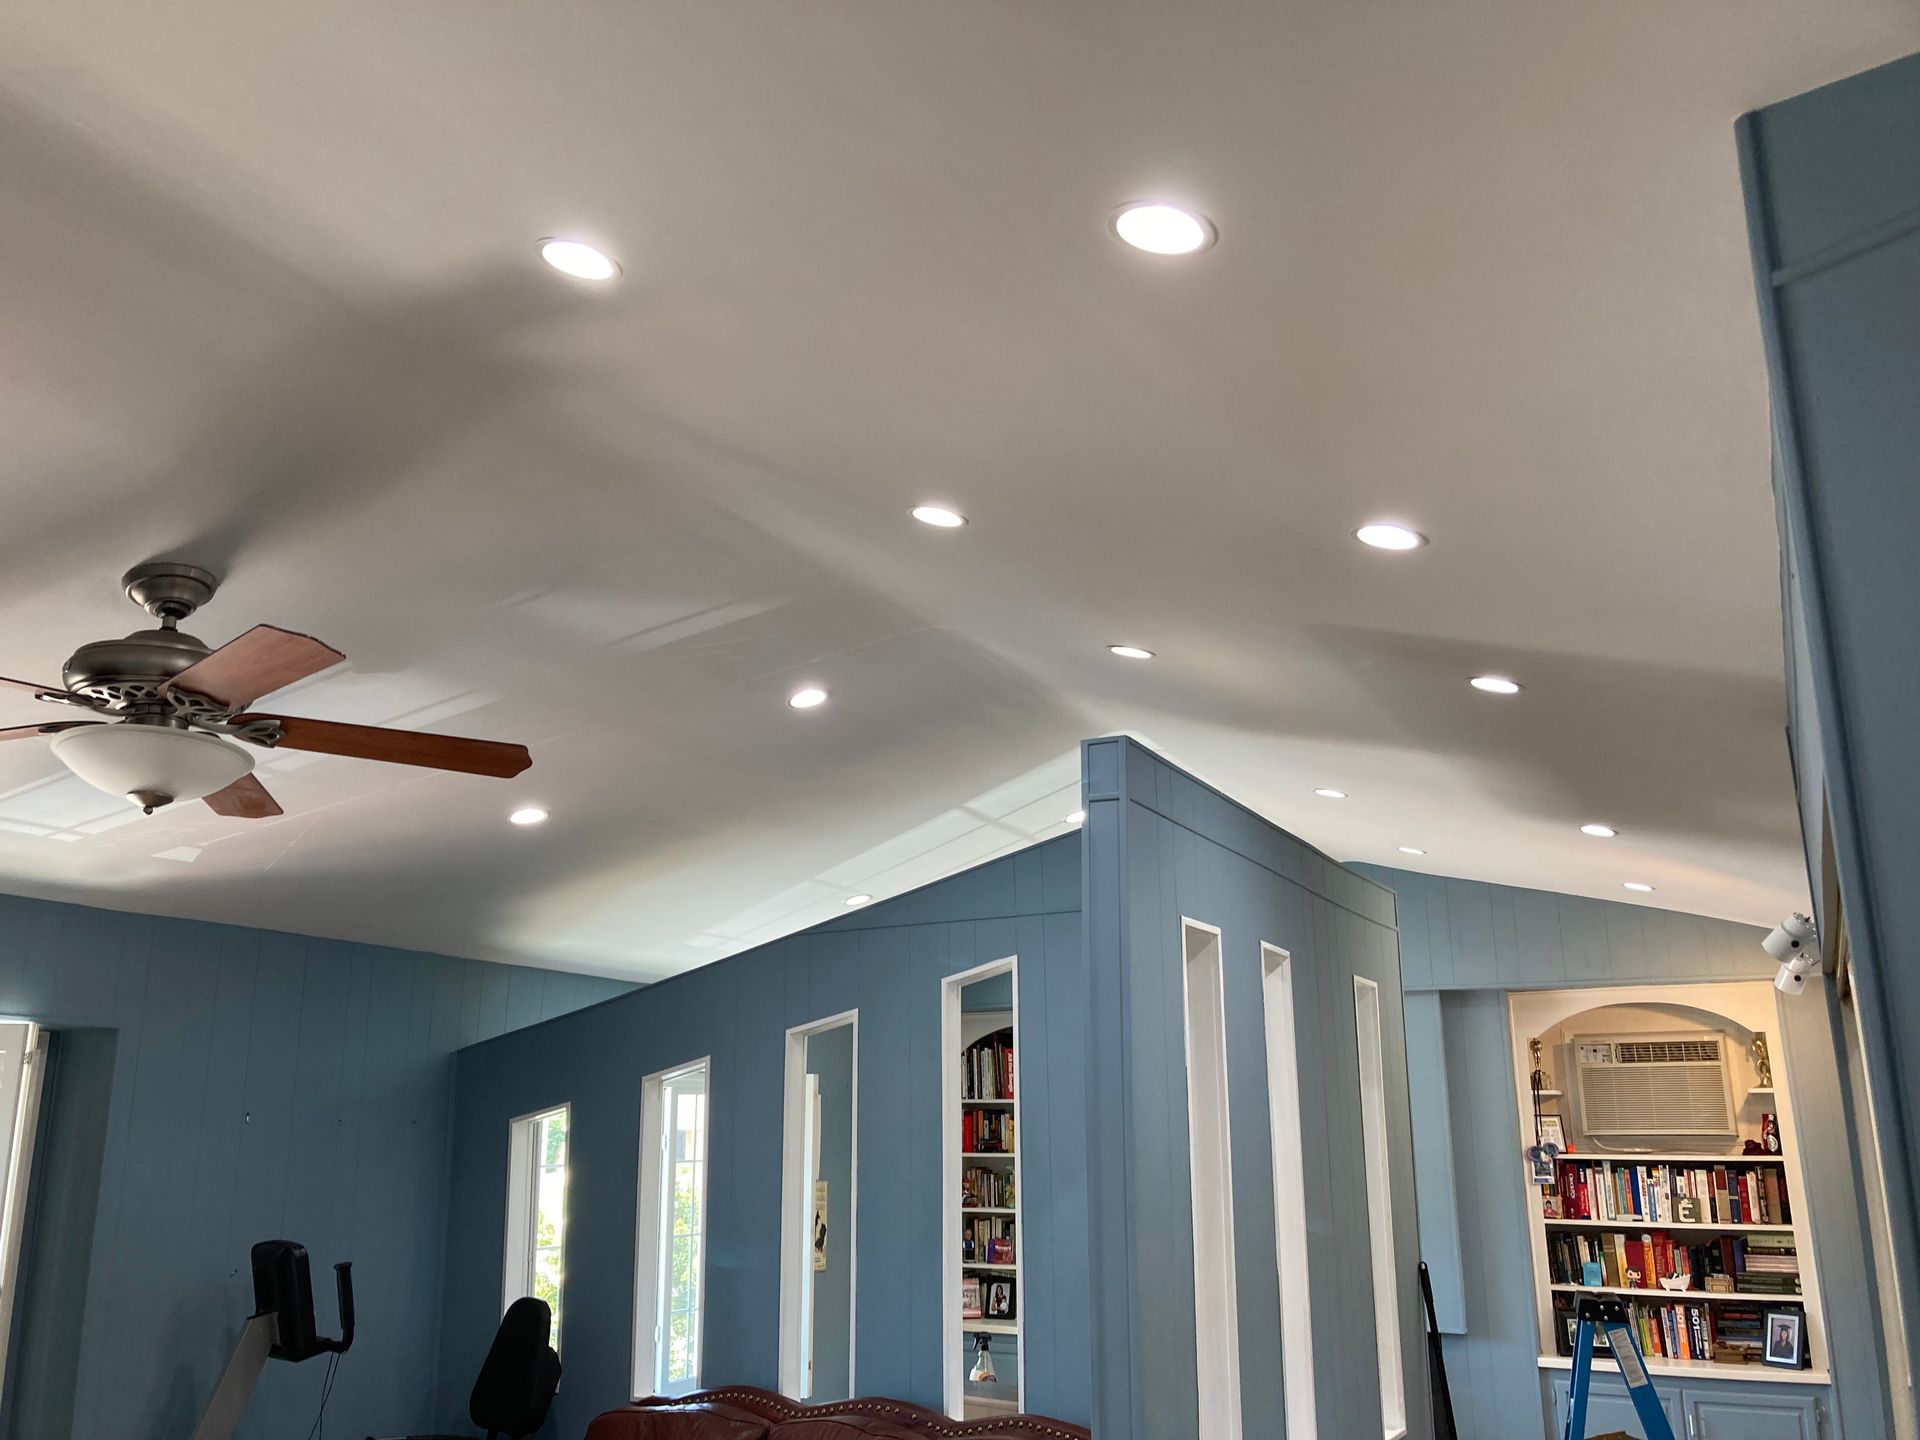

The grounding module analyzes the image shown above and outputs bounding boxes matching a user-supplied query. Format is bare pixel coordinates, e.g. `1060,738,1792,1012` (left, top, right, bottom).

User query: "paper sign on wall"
811,1180,829,1271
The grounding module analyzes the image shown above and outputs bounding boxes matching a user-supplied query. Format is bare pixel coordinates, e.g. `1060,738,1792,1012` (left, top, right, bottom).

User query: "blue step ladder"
1564,1297,1678,1440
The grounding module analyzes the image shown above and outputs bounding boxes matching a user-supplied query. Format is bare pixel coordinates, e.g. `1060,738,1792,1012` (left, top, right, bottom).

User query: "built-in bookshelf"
1510,984,1828,1384
943,975,1023,1421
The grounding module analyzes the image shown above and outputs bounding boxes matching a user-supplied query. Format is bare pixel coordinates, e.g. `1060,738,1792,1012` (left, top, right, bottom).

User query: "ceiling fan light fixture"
50,724,252,813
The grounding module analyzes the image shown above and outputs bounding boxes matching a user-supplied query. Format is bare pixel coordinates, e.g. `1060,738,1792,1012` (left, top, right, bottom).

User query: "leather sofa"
584,1387,1091,1440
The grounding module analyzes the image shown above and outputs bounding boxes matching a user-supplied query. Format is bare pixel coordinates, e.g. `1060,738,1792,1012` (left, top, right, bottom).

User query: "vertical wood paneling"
1083,738,1422,1440
0,894,628,1440
438,834,1091,1436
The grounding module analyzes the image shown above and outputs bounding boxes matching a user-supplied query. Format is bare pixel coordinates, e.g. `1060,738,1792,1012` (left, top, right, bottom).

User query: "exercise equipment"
1563,1295,1678,1440
1419,1262,1457,1440
191,1239,354,1440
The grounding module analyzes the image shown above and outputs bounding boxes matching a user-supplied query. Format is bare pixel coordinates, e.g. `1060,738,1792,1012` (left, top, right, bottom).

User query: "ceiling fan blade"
203,773,283,818
237,714,532,778
162,625,345,710
0,720,99,742
0,675,88,704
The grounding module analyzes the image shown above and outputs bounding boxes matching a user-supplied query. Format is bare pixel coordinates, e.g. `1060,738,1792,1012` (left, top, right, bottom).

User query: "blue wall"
1739,48,1920,1404
0,890,627,1440
1356,865,1882,1440
1082,737,1426,1440
436,834,1089,1435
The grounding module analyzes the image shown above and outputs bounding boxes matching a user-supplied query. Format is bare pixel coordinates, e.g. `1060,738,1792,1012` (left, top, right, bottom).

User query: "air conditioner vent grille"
1614,1039,1720,1065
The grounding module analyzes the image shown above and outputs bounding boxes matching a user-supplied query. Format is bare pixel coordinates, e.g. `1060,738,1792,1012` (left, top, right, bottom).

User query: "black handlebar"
327,1261,354,1354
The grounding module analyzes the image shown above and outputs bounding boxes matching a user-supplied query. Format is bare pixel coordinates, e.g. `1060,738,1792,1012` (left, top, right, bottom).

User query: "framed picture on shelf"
1763,1310,1805,1370
985,1279,1014,1319
1537,1114,1567,1151
961,1276,983,1319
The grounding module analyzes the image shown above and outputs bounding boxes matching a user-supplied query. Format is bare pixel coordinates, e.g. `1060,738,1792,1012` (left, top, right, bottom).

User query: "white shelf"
963,1097,1015,1107
964,1261,1018,1271
966,1318,1018,1336
1556,1153,1786,1165
962,1152,1015,1162
1538,1354,1826,1386
1548,1283,1802,1303
1546,1218,1793,1234
963,1206,1015,1215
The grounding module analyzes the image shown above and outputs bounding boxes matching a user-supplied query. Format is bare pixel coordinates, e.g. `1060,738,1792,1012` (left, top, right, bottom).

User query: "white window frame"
1354,976,1407,1440
634,1058,711,1399
1180,919,1242,1440
1261,945,1316,1440
779,1010,859,1400
940,955,1025,1419
502,1102,570,1352
0,1022,47,1392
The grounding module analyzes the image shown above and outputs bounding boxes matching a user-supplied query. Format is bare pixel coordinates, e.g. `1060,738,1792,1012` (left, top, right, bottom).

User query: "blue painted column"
1738,47,1920,1413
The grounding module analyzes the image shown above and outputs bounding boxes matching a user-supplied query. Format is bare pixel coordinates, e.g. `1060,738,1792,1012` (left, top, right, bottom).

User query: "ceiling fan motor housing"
59,562,223,711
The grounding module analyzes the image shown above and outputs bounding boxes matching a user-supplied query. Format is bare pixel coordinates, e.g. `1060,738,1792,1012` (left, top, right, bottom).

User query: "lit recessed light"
844,894,873,907
538,238,620,281
1469,675,1522,695
1067,809,1087,826
1111,203,1215,255
509,806,549,826
912,505,966,528
1354,522,1427,551
1108,645,1154,660
1624,882,1655,893
1398,846,1426,856
1580,823,1618,838
788,686,829,710
1314,788,1347,799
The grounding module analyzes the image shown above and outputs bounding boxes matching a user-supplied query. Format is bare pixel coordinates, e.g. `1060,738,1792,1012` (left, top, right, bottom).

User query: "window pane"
645,1064,709,1396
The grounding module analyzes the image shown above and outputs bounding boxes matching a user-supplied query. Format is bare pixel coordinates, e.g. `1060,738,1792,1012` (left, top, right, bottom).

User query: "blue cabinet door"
1548,1373,1684,1439
1685,1390,1822,1440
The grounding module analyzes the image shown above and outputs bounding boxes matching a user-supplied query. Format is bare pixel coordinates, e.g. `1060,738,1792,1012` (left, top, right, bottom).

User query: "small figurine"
1751,1033,1774,1089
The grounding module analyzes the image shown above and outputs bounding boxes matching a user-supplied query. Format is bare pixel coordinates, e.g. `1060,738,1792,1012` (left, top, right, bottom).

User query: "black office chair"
368,1297,561,1440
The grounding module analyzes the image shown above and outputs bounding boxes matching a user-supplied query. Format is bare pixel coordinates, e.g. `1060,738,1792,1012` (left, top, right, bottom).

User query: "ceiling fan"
1,562,531,818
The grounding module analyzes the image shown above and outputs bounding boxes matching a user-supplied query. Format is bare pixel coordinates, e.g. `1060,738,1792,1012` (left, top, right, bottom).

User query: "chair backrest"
469,1297,562,1439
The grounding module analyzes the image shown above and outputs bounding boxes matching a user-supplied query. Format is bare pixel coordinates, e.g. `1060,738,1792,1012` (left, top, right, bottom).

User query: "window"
1261,946,1316,1440
503,1104,569,1352
636,1060,710,1398
1180,920,1242,1440
1354,976,1406,1439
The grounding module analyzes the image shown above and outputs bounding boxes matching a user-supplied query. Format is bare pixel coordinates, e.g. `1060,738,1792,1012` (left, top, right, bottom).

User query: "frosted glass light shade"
51,724,253,809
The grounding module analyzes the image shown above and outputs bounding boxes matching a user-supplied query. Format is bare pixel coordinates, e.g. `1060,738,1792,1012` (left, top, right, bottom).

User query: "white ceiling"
0,3,1914,980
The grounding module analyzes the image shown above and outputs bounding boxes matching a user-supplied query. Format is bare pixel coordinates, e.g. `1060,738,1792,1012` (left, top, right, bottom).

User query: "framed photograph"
1537,1114,1567,1152
985,1279,1015,1319
1763,1309,1804,1369
961,1276,983,1319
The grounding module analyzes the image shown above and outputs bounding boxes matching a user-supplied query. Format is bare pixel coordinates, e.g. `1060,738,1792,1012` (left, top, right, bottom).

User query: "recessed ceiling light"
1580,823,1618,838
1067,809,1087,826
1108,645,1154,660
912,505,966,528
509,806,549,826
1398,846,1426,856
788,686,829,710
1354,522,1427,551
1111,203,1215,255
844,894,873,907
538,238,620,281
1314,788,1347,799
1469,675,1522,695
1623,882,1655,893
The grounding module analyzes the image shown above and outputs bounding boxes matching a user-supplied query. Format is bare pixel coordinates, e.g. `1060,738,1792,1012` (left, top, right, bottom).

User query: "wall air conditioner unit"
1573,1033,1737,1139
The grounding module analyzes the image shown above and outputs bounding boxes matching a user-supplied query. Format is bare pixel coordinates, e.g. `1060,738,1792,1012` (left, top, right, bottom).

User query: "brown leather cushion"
585,1400,770,1439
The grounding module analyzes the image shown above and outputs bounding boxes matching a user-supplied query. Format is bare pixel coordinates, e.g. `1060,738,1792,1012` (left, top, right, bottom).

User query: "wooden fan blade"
203,773,282,818
161,625,345,710
0,720,99,741
0,675,86,703
236,714,532,778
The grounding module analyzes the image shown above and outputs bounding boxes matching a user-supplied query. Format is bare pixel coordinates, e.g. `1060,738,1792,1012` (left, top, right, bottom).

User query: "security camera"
1766,913,1820,994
